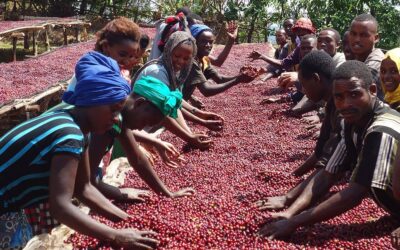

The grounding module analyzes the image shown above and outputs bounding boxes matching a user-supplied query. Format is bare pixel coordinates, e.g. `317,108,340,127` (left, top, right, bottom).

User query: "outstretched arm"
118,126,195,198
259,182,368,239
208,21,238,67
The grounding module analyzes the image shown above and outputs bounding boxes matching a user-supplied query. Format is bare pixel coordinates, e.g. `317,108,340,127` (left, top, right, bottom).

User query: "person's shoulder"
367,100,400,140
141,63,168,78
366,48,385,62
333,52,346,67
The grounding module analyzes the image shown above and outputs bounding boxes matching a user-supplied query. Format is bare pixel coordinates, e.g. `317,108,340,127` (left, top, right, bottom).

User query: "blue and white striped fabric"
0,110,86,214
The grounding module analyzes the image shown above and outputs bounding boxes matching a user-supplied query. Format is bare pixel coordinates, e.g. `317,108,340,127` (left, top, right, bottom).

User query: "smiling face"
102,40,141,70
349,20,379,60
380,57,400,92
171,42,194,72
318,30,339,57
333,77,375,125
196,31,215,58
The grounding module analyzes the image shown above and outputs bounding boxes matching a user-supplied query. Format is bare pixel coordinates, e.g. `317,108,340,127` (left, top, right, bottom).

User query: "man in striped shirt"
260,60,400,239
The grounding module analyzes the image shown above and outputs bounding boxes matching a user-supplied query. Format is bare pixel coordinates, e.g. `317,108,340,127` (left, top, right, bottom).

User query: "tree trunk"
79,0,87,15
247,12,258,43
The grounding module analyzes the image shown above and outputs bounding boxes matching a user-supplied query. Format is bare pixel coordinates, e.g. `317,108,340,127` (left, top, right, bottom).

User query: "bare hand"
226,20,238,40
254,196,287,210
198,110,225,123
190,133,212,150
114,229,158,249
204,119,224,131
155,141,182,168
170,187,196,198
258,219,296,239
120,188,151,202
277,72,298,90
248,50,262,61
237,73,255,83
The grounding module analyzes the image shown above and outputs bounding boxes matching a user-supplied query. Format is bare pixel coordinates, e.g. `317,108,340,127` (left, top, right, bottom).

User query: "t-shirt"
314,100,342,167
182,57,218,100
365,48,385,99
0,110,86,214
332,52,346,67
136,63,170,88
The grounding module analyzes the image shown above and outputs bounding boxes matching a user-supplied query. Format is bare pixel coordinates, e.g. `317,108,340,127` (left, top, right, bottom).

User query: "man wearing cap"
0,51,159,249
249,17,316,71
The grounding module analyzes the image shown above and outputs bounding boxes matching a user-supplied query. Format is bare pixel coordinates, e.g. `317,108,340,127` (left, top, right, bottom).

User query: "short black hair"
299,50,335,82
140,34,150,50
352,13,378,31
301,34,317,42
187,13,203,26
320,28,341,44
332,60,373,88
176,7,191,16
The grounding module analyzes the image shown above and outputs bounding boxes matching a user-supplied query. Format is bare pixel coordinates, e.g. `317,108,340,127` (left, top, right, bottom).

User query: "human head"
161,31,196,89
187,13,204,27
317,28,340,57
342,31,354,60
332,60,376,125
176,7,191,16
300,34,317,59
190,24,214,58
292,18,316,38
63,52,131,133
299,50,336,102
349,13,379,60
139,33,150,57
380,48,400,96
275,29,287,46
95,17,141,70
283,18,295,38
125,75,183,129
158,13,188,52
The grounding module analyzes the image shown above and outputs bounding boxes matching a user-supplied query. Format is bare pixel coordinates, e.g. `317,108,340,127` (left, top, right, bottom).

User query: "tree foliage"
3,0,400,48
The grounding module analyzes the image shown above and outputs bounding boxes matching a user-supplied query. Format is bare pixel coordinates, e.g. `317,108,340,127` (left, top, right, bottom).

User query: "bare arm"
49,154,118,241
118,126,194,198
208,21,238,67
197,78,240,97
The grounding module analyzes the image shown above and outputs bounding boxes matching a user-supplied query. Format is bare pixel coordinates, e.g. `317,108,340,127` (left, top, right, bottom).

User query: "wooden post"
45,28,50,51
23,32,29,49
12,36,17,62
32,31,37,56
75,26,81,42
63,26,68,46
11,32,24,62
82,25,88,42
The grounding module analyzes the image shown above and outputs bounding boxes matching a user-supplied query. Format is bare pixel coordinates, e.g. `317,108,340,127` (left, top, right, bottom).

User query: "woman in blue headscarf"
0,52,156,249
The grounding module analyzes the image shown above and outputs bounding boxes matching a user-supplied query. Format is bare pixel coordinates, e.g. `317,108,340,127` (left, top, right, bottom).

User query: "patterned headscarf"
381,48,400,106
133,31,196,90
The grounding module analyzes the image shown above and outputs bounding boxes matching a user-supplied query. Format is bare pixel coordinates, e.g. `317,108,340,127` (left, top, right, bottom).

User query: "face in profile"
124,97,165,130
298,70,323,102
171,42,194,72
333,77,375,124
103,40,141,70
88,99,126,134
